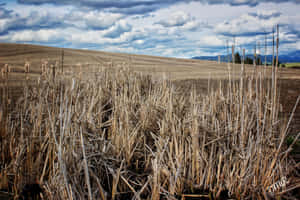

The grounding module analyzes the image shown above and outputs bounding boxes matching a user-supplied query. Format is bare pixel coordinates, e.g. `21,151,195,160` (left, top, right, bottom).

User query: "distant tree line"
233,52,282,66
233,52,261,65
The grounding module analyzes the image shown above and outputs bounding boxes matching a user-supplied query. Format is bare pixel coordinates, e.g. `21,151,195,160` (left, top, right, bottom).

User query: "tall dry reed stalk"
1,64,9,79
24,61,30,81
24,61,30,73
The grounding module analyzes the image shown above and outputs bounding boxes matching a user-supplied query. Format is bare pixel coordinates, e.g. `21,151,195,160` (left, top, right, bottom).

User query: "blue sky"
0,0,300,58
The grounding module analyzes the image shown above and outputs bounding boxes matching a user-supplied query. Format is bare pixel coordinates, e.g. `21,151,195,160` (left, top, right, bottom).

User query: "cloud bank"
17,0,300,14
0,0,298,57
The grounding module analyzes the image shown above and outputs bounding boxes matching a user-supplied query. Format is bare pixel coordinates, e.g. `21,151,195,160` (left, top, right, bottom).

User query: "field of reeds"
0,57,299,199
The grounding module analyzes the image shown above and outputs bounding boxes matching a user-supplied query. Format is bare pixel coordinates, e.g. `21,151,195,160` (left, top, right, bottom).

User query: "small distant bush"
234,52,241,64
245,57,253,64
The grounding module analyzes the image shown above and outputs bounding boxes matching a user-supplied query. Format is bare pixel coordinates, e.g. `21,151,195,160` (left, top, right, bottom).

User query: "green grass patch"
283,63,300,68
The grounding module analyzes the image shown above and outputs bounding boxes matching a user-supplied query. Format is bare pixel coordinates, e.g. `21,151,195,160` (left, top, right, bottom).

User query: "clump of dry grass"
0,64,299,199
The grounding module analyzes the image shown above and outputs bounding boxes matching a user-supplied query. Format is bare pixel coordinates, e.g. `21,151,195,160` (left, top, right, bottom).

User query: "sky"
0,0,300,58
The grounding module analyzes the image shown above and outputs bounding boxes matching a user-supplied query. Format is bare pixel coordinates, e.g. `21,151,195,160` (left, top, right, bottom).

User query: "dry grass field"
0,43,299,199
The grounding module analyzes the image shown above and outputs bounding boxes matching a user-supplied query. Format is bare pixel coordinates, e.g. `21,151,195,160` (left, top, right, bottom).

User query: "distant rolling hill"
1,43,300,80
192,50,300,63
